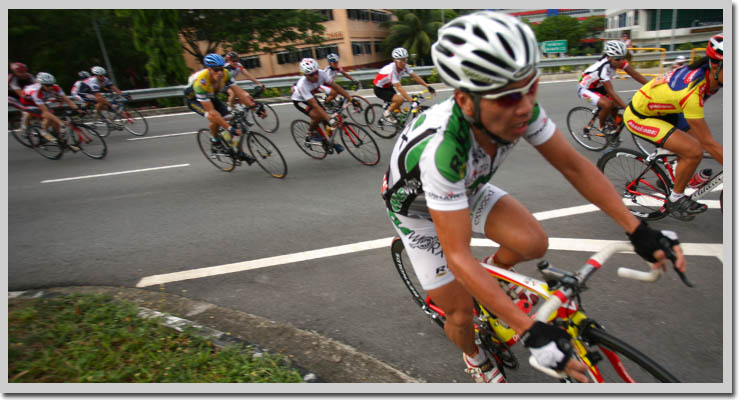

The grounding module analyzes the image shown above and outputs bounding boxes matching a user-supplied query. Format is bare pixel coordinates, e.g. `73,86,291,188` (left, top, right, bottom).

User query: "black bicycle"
567,106,654,154
237,86,279,134
29,110,107,160
90,94,149,137
196,108,286,178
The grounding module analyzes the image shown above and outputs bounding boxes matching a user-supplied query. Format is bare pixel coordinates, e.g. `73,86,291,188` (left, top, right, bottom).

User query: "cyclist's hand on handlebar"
523,321,590,382
428,86,436,94
627,221,686,273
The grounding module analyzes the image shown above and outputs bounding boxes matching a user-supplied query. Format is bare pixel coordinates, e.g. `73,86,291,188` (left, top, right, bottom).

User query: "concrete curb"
8,286,424,383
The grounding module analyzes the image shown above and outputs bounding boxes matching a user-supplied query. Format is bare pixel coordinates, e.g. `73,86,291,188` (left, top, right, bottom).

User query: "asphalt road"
8,78,726,384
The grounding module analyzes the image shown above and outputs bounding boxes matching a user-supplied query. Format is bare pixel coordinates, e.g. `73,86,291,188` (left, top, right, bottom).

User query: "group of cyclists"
8,62,128,145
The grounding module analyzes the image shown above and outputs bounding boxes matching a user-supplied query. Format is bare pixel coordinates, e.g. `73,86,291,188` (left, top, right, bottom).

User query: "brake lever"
659,237,693,287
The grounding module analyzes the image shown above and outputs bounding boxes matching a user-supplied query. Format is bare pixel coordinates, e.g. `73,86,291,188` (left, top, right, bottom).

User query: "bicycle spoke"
340,123,380,166
196,128,236,172
567,107,609,151
251,102,279,133
247,132,287,179
290,120,327,160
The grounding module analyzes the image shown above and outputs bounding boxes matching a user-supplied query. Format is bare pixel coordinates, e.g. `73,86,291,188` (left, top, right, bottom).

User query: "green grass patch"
8,294,303,383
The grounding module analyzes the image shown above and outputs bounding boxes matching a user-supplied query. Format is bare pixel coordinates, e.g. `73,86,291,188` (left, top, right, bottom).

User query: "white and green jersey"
382,97,556,218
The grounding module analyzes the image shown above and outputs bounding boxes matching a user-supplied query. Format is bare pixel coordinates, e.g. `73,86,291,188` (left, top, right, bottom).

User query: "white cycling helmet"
604,40,627,58
431,11,539,92
91,66,107,76
299,58,319,75
391,47,409,60
327,53,339,63
36,72,56,85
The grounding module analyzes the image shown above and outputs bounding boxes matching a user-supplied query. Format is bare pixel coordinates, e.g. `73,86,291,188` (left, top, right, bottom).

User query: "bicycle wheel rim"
365,104,399,139
29,126,63,160
567,107,609,151
390,237,446,328
97,110,117,136
631,132,659,155
346,96,372,126
76,125,107,159
340,123,380,166
290,120,327,160
120,108,149,136
251,103,279,133
247,132,287,179
581,326,680,383
12,126,33,148
598,148,669,221
196,129,236,172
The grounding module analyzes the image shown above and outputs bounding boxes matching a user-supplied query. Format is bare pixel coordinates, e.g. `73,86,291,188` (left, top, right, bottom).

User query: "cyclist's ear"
454,90,475,117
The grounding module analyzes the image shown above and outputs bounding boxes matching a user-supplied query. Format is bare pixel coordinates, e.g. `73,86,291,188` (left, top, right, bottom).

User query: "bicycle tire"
390,237,446,328
96,110,117,137
340,122,380,166
29,126,64,160
246,131,287,179
12,125,34,148
74,124,107,159
581,325,680,382
566,106,610,151
196,128,236,172
250,102,279,133
290,120,327,160
346,96,372,126
119,106,149,136
597,148,670,221
365,104,400,139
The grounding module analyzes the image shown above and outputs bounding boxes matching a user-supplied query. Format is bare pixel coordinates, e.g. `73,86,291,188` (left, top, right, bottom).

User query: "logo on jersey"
647,103,676,111
412,114,427,130
199,79,207,85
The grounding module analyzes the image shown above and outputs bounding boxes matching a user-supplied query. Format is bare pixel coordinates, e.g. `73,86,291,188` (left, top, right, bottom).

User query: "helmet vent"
462,59,500,78
496,33,516,60
435,43,453,57
472,26,488,42
517,26,531,64
472,50,511,72
439,63,460,82
445,34,466,46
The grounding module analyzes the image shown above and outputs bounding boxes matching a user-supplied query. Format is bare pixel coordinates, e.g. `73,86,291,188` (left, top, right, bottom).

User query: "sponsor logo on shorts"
473,189,494,226
408,232,444,258
627,120,660,137
435,265,448,277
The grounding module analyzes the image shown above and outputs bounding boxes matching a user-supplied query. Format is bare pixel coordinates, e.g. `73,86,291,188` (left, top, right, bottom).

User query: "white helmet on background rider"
299,58,319,75
604,40,628,58
391,47,409,60
91,66,107,76
327,53,339,63
431,11,539,93
36,72,56,85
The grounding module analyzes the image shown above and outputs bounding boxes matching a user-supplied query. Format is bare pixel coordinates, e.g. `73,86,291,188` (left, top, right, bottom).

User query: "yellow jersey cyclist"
623,34,724,220
184,53,260,165
372,47,436,124
383,11,686,383
577,40,648,133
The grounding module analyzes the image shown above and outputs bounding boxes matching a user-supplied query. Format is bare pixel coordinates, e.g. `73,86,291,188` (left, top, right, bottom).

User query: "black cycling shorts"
184,87,229,118
374,86,396,103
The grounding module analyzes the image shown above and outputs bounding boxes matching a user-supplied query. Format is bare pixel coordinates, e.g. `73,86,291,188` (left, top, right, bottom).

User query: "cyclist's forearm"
394,84,412,102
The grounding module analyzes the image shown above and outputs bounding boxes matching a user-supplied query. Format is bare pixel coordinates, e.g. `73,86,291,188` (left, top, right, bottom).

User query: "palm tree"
382,10,457,66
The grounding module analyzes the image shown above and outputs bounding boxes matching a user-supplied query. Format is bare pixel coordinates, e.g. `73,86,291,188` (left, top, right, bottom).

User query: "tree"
178,10,327,66
381,10,450,66
116,10,190,107
533,15,586,56
581,16,606,39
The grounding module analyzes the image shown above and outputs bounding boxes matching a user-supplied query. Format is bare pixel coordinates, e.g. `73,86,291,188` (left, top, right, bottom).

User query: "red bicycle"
290,101,380,166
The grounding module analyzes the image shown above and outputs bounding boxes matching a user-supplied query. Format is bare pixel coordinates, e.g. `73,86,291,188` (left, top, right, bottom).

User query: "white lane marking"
128,132,198,141
41,164,190,183
136,236,722,287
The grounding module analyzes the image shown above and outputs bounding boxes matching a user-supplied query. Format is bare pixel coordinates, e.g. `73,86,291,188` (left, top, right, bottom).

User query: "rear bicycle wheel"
390,237,446,329
290,119,327,160
119,106,149,136
12,124,34,148
597,148,670,221
365,104,400,139
29,126,63,160
96,110,117,137
581,325,680,382
246,131,287,179
74,124,107,159
196,128,236,172
566,107,609,151
340,122,380,166
250,102,279,133
630,132,659,155
346,96,372,126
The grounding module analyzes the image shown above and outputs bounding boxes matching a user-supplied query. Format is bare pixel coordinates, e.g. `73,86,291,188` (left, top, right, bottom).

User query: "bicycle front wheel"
29,126,63,160
365,104,400,139
196,128,236,172
390,237,446,329
119,107,149,136
74,124,107,159
340,122,380,166
250,102,279,133
246,132,287,179
566,107,609,151
12,125,34,148
346,96,372,126
597,148,670,221
290,120,327,160
581,326,680,382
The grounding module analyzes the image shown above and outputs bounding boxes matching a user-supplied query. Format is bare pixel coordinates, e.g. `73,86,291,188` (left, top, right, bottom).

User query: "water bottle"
222,130,232,145
688,168,712,189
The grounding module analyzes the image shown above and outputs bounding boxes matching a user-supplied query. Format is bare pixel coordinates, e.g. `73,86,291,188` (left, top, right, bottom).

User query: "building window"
348,9,389,22
276,50,303,64
352,41,372,55
618,13,626,28
315,45,339,60
634,11,639,26
240,56,261,69
316,9,333,21
374,41,383,53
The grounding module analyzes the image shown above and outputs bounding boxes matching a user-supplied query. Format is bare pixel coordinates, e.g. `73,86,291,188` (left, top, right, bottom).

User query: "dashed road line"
41,164,190,183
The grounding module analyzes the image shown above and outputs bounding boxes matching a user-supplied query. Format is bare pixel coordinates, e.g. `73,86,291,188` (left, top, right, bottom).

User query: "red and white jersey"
322,65,343,84
20,82,66,107
578,57,629,90
290,70,333,102
373,62,414,88
226,61,246,78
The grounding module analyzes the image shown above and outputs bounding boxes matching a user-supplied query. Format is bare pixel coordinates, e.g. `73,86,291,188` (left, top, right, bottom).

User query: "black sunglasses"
210,66,224,72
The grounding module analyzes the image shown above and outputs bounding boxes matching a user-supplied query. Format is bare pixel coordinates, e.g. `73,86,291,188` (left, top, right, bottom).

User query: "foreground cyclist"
382,12,686,383
623,34,724,220
372,47,435,124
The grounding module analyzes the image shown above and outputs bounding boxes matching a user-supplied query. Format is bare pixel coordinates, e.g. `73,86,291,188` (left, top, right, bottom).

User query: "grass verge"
8,293,303,383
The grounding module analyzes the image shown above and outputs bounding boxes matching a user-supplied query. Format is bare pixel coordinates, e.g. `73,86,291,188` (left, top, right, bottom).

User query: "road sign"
542,40,567,54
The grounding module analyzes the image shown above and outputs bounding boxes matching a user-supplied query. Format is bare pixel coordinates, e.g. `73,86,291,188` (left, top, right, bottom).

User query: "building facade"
506,9,606,24
604,9,723,50
182,9,395,78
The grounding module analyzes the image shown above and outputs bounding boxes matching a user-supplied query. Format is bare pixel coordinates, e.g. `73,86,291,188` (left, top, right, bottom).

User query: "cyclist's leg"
596,94,616,129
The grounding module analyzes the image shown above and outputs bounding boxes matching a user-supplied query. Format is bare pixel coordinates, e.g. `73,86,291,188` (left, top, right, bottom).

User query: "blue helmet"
327,53,339,63
203,53,225,68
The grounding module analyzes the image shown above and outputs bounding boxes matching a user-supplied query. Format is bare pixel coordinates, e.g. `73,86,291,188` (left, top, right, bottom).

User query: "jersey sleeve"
524,104,556,146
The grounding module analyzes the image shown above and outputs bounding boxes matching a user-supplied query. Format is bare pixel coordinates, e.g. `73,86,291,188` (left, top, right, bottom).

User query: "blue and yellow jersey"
631,65,713,120
186,68,235,101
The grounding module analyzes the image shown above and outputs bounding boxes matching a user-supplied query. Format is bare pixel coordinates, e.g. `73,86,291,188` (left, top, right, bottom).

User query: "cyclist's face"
609,56,624,68
209,66,225,78
305,71,319,82
394,58,407,68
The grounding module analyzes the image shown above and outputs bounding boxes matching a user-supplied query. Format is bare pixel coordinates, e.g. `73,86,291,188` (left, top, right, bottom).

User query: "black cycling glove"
523,321,573,371
428,86,436,94
626,221,680,263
